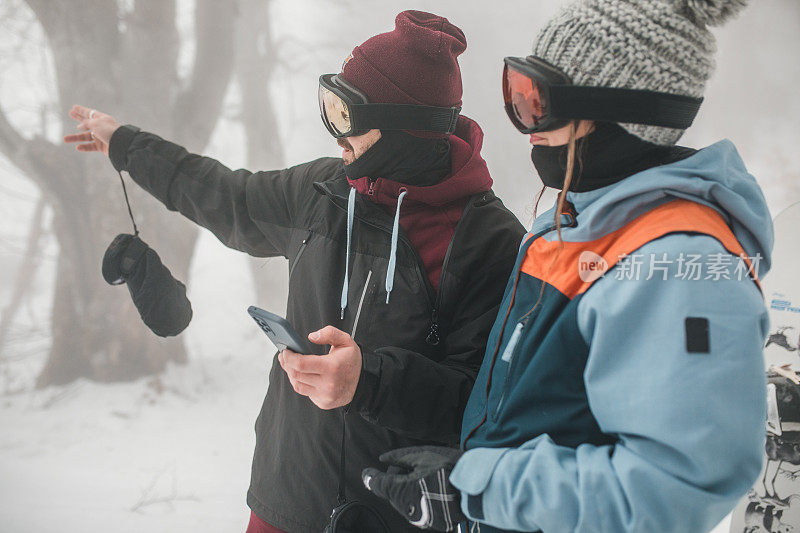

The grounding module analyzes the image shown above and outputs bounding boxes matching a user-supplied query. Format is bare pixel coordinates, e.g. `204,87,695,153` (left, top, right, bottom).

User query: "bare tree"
0,0,238,385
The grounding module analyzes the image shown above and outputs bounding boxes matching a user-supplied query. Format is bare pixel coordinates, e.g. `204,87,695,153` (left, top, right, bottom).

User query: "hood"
532,140,774,278
347,115,493,207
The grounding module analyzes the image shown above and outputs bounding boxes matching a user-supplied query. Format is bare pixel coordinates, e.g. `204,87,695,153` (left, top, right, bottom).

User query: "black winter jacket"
109,125,524,532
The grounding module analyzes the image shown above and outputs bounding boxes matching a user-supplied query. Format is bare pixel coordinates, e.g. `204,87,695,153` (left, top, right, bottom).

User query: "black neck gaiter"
344,131,451,186
530,122,697,192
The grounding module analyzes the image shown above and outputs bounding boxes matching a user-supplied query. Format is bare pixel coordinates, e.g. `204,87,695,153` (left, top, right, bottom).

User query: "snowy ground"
0,354,264,532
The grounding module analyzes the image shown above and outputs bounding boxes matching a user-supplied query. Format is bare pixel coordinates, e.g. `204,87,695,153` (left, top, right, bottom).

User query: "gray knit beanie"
533,0,749,145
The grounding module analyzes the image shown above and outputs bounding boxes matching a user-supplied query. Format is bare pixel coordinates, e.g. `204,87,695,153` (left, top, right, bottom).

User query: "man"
65,11,524,532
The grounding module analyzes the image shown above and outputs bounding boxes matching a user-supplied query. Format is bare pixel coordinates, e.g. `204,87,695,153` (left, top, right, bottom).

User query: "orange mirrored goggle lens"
318,84,352,136
502,64,545,130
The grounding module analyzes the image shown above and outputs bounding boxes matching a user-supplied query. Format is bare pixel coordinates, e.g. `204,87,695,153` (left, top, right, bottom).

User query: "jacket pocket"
288,229,313,279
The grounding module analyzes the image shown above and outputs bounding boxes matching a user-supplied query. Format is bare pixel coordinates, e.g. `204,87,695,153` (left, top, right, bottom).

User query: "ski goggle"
502,56,704,134
318,74,461,138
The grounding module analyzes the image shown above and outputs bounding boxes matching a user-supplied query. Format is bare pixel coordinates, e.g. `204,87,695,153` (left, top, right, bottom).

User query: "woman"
363,0,773,532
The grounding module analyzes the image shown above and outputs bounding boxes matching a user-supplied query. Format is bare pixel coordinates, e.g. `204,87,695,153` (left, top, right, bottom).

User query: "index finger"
280,350,325,375
63,132,93,143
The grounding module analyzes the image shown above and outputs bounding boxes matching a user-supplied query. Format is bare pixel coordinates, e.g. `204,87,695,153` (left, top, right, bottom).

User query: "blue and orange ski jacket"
450,140,773,533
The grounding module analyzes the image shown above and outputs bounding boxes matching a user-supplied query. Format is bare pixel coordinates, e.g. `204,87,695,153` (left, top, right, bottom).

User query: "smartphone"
247,306,309,353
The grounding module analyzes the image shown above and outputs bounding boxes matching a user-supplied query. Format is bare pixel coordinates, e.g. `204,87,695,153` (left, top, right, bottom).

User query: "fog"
1,0,798,531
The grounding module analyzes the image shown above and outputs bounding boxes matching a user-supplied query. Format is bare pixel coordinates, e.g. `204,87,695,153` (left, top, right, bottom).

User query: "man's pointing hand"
278,325,362,410
63,104,120,156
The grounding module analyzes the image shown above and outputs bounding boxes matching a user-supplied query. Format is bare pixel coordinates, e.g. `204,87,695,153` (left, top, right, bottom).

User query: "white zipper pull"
500,322,524,363
350,270,373,341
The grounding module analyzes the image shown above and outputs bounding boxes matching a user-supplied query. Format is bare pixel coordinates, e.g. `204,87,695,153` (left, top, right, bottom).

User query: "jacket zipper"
461,203,579,447
288,230,313,279
426,199,476,346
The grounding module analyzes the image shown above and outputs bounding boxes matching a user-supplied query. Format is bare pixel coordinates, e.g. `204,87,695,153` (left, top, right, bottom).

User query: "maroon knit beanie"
340,10,467,108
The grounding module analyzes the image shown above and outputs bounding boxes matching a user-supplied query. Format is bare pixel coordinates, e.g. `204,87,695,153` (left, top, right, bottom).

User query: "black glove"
362,446,465,532
102,233,192,337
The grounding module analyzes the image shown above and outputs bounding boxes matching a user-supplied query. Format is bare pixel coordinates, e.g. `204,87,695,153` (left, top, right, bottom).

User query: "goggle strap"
549,85,703,130
351,104,460,134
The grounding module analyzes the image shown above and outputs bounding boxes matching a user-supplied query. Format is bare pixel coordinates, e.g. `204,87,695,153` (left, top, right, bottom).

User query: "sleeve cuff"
350,347,380,416
450,448,510,523
109,124,141,172
449,447,511,496
449,435,552,524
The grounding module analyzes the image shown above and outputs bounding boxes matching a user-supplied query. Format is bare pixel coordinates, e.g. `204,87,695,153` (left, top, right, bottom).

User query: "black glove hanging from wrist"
362,446,465,532
102,170,192,337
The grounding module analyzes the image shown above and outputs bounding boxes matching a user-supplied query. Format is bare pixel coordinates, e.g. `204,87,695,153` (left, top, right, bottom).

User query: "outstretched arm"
64,104,321,258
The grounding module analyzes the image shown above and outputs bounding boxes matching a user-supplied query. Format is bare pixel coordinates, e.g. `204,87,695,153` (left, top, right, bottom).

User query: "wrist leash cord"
117,170,139,237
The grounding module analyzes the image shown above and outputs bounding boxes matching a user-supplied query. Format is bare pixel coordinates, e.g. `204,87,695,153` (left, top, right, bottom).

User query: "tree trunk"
1,0,238,385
